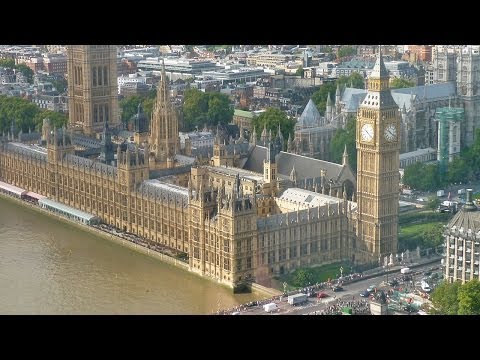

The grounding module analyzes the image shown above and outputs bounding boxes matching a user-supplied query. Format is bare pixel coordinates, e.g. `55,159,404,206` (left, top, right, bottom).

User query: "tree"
182,89,233,131
0,95,67,135
430,281,460,315
0,58,15,68
15,64,34,84
458,279,480,315
403,162,442,192
311,82,336,115
207,92,233,127
35,110,68,131
337,46,356,59
296,66,304,78
119,95,143,125
292,268,315,288
421,225,444,248
329,114,357,171
250,107,295,148
447,156,474,184
390,77,415,89
425,196,441,211
337,72,365,89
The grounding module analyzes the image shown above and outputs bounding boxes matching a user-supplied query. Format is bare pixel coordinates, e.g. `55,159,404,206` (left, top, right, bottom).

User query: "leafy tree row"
182,88,233,131
119,89,157,125
337,46,356,59
250,107,296,150
390,77,415,89
0,95,68,134
402,128,480,191
431,279,480,315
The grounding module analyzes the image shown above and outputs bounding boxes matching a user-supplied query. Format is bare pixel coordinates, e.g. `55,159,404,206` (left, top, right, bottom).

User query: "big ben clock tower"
356,49,400,263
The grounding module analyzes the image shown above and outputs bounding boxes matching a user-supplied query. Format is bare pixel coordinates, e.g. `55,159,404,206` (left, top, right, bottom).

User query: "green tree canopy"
337,46,356,59
311,73,365,115
0,59,34,84
403,162,443,192
0,95,67,134
182,88,233,131
0,58,15,68
292,268,315,288
120,95,143,124
430,281,460,315
329,114,357,171
15,64,34,84
458,279,480,315
337,72,365,89
250,107,295,148
425,196,441,211
390,77,415,89
311,82,336,115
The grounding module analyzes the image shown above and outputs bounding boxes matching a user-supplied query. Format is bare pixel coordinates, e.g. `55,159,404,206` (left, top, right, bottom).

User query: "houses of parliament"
0,46,400,291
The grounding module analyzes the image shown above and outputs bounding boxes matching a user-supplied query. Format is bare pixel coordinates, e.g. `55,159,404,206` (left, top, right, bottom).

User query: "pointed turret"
260,124,267,144
287,133,292,153
290,164,297,183
251,126,257,145
148,57,179,165
239,123,244,141
342,144,349,166
326,92,333,122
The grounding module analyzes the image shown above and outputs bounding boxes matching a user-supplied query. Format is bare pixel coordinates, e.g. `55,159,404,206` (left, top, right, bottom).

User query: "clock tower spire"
356,48,401,263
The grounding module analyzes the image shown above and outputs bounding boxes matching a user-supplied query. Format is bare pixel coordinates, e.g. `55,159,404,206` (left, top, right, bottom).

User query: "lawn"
398,209,453,251
275,261,351,290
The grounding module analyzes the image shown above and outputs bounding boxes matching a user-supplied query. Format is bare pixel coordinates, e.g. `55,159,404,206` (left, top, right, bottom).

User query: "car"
317,292,328,299
332,286,343,292
366,284,377,292
360,290,371,297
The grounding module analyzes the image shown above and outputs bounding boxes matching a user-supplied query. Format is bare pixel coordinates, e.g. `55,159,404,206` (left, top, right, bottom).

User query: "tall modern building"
67,45,120,135
356,50,401,262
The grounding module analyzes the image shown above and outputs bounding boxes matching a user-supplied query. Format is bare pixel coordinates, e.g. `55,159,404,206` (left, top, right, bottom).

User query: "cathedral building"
0,50,400,291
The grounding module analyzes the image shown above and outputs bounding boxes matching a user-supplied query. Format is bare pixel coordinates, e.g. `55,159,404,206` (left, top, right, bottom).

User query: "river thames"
0,197,264,314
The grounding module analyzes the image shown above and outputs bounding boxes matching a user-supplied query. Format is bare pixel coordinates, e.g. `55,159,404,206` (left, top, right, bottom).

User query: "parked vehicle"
360,290,371,297
317,292,328,299
263,302,278,313
287,293,308,305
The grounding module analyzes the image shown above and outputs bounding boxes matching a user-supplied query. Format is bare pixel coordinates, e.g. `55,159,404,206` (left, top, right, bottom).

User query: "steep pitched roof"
297,99,322,128
243,145,353,184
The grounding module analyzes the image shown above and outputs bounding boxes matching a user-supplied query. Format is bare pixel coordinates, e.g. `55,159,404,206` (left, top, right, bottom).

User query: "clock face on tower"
361,123,374,142
384,124,397,141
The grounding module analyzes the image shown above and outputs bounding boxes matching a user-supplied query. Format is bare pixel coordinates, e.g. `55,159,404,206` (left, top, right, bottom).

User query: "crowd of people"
307,299,371,315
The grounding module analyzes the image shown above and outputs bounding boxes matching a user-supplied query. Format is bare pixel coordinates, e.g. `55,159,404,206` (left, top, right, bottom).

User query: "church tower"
356,49,401,263
67,45,119,136
148,61,180,168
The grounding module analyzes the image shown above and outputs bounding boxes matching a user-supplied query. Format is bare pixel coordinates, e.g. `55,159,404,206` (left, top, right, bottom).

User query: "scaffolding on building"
435,106,464,175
